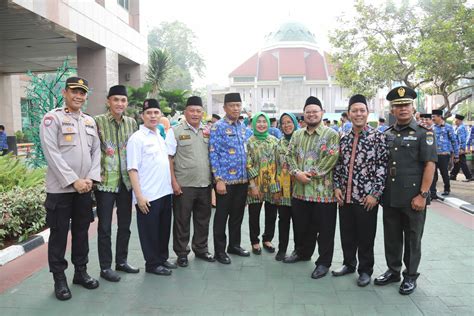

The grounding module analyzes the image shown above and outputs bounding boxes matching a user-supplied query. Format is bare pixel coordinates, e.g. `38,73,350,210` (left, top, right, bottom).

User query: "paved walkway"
0,201,473,315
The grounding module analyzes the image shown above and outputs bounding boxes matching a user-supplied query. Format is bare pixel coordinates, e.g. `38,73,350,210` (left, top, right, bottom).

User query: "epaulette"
385,125,395,132
417,121,432,130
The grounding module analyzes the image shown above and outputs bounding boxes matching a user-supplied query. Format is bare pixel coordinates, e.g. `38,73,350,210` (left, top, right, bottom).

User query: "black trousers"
277,205,292,253
450,153,472,179
339,204,378,275
430,154,450,194
213,183,248,253
248,202,278,245
173,186,212,257
45,192,94,273
95,183,133,269
291,198,337,267
136,194,172,269
383,205,426,278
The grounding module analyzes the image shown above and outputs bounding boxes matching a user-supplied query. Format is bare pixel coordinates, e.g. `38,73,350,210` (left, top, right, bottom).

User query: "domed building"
226,22,350,114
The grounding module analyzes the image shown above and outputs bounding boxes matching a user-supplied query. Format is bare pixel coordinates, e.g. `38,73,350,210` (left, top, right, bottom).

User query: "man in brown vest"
166,96,215,267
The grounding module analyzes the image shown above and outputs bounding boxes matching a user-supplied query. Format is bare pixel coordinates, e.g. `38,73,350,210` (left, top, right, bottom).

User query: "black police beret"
432,109,443,116
224,93,242,103
107,85,127,98
304,96,322,111
386,86,417,105
212,114,221,120
455,114,465,120
349,94,367,106
379,117,386,123
420,113,432,118
143,99,160,111
66,77,89,92
186,96,203,107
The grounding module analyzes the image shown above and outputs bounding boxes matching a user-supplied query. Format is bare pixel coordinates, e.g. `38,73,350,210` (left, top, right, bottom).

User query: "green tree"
329,0,473,115
148,21,206,90
159,89,189,112
146,48,172,98
23,58,75,167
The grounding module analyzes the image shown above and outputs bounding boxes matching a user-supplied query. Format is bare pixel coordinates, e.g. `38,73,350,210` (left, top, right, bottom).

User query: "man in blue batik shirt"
430,109,459,197
450,114,472,182
209,92,252,264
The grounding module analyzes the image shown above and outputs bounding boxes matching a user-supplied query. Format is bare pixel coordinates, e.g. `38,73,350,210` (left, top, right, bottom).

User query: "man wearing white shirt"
127,99,176,276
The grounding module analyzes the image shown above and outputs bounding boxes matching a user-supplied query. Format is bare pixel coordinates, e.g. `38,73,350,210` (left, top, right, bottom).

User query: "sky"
143,0,362,88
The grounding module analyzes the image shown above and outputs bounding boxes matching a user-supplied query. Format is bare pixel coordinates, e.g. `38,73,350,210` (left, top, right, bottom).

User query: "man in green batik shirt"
94,85,139,282
284,96,340,281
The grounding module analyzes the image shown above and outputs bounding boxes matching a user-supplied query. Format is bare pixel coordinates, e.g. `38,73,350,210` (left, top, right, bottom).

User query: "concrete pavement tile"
293,291,340,305
274,303,305,315
440,296,474,307
448,306,474,315
350,305,378,315
411,296,452,314
239,267,266,281
321,304,352,315
293,278,336,293
374,305,402,315
272,291,293,304
395,304,424,316
303,304,324,315
240,291,274,312
336,290,384,305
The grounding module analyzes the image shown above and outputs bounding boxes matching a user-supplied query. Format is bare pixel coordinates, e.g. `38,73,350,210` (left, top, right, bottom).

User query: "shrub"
0,186,46,247
0,154,45,192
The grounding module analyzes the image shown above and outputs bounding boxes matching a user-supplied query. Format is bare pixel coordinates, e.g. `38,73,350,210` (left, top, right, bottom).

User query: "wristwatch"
419,191,429,198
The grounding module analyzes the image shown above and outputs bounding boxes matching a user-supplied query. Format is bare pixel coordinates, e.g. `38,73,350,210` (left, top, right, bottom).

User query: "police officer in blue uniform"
430,109,459,197
374,86,437,295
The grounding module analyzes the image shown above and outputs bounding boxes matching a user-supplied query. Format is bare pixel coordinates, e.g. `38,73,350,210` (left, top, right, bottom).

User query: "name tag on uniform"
403,136,417,141
179,134,191,140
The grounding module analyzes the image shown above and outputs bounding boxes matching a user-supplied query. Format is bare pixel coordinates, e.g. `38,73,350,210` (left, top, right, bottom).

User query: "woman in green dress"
246,112,280,255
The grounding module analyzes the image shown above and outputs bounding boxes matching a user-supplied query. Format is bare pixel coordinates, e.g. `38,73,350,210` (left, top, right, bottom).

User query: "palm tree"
146,48,172,98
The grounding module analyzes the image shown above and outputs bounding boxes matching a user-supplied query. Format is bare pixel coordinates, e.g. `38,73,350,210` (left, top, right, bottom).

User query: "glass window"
117,0,129,10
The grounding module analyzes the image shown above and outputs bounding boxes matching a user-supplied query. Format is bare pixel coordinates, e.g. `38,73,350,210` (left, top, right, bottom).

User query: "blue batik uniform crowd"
36,76,472,303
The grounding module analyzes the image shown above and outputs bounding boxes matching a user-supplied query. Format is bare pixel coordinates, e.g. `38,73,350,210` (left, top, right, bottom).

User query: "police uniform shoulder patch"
43,115,54,127
426,133,434,145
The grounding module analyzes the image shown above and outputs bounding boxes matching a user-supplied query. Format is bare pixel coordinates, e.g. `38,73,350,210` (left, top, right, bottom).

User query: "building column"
119,63,145,88
0,74,22,135
77,47,118,116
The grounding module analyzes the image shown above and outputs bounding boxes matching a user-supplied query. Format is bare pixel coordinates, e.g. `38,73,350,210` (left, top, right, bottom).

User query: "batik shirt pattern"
288,126,340,202
274,137,293,206
246,135,280,204
334,125,389,204
209,117,252,184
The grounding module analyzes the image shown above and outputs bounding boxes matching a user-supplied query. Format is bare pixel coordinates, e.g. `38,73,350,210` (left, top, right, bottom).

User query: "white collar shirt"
126,125,172,203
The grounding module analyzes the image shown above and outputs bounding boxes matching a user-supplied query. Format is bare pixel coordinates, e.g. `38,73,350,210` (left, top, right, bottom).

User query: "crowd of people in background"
20,75,472,302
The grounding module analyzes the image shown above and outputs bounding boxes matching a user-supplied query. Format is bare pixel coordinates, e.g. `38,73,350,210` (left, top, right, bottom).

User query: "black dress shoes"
53,273,71,301
252,245,262,255
311,265,329,279
100,269,121,282
227,246,250,257
116,262,140,273
374,270,401,285
263,243,275,253
357,273,371,287
162,260,178,269
195,252,216,262
399,277,417,295
282,252,311,263
177,256,189,267
146,266,172,276
73,267,99,289
215,252,231,264
275,251,286,261
441,191,450,196
332,265,355,277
